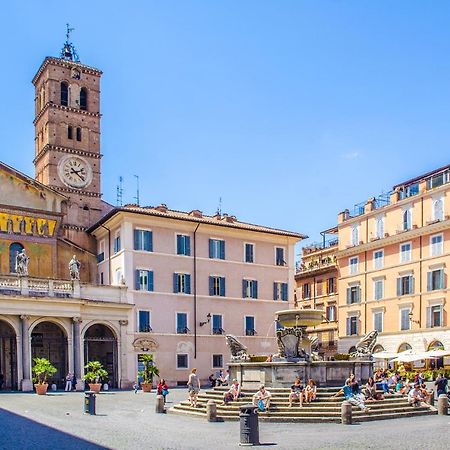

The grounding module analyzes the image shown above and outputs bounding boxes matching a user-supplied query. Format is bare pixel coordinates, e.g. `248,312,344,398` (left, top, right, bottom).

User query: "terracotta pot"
88,383,102,393
35,383,48,395
141,382,153,392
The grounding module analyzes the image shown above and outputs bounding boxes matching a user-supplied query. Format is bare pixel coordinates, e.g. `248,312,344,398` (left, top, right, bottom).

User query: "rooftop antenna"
60,23,80,62
134,175,140,206
116,176,124,206
216,196,222,215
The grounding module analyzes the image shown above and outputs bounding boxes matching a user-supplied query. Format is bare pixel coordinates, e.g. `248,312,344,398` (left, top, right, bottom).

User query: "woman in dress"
304,379,317,403
187,368,201,407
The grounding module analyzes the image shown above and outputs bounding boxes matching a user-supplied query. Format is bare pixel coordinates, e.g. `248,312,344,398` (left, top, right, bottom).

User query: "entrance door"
84,324,118,388
31,322,68,388
0,321,17,390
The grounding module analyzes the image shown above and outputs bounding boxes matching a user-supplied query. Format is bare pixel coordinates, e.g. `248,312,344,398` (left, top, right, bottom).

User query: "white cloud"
341,151,360,160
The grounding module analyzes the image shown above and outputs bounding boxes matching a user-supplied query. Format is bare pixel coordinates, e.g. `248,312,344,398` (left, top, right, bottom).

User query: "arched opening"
79,88,87,110
403,209,411,230
67,125,73,140
84,324,118,388
433,199,443,221
76,127,81,142
348,346,357,354
373,344,385,353
428,340,445,369
31,322,68,388
0,320,17,390
9,243,24,273
372,344,385,369
60,82,69,107
397,342,412,353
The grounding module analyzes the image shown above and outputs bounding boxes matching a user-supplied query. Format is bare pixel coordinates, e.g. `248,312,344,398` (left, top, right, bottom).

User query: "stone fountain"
227,308,374,388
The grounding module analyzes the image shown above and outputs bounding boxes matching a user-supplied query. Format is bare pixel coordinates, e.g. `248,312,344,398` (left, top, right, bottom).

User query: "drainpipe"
193,223,200,359
100,224,112,284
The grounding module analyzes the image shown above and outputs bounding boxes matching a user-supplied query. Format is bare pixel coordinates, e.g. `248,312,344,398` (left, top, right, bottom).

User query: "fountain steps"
169,387,437,422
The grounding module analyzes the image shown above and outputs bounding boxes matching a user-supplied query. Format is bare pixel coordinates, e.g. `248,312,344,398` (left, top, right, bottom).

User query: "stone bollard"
437,394,448,415
206,400,217,422
341,401,352,425
430,394,435,407
155,394,165,414
239,404,259,446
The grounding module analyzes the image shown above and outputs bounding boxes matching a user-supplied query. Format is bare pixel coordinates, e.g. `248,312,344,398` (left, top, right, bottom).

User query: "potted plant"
138,354,159,392
83,361,108,393
32,357,57,395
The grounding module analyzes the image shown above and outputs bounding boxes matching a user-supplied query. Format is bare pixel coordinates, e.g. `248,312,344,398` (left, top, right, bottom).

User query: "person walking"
187,368,201,407
435,373,448,397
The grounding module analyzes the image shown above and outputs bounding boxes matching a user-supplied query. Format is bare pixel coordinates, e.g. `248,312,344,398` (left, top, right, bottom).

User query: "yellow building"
337,164,450,366
295,228,339,358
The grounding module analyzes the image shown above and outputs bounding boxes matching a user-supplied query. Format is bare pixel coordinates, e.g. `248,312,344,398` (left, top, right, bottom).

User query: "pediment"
0,161,66,213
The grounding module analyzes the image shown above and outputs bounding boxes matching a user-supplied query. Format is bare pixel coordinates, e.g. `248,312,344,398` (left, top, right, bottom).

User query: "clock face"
58,156,93,188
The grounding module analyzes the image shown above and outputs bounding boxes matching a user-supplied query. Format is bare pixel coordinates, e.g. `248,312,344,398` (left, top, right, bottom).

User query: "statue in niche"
15,249,29,276
30,219,38,235
69,255,81,280
19,218,26,234
7,217,14,233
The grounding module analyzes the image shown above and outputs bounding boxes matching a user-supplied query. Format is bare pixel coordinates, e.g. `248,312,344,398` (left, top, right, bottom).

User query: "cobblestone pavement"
0,389,448,450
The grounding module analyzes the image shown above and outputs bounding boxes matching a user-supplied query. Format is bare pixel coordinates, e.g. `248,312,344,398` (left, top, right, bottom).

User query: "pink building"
90,205,304,386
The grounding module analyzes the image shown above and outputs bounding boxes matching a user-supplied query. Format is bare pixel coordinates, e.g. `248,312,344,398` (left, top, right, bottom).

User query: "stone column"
72,317,83,391
20,315,33,391
118,320,131,389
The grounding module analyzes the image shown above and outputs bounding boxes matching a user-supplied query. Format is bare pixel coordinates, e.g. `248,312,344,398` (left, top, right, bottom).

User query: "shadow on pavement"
0,407,108,450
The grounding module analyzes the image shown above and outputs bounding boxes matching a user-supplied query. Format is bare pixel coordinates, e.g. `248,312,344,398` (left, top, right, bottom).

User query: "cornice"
34,102,101,124
33,144,102,165
51,185,102,198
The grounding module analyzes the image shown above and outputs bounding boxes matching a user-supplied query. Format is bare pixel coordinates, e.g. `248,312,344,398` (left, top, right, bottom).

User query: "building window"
302,283,311,299
79,87,87,110
134,229,153,251
100,272,104,285
427,269,444,291
316,279,323,296
433,198,444,221
375,217,384,239
373,311,383,332
400,242,412,263
97,240,105,263
244,243,254,263
209,239,225,259
60,81,68,106
177,354,188,369
9,242,24,273
115,269,123,285
76,127,81,141
373,250,384,269
427,305,443,328
243,279,258,299
346,316,358,336
212,354,223,368
245,316,256,336
173,273,191,294
400,308,411,331
349,256,359,275
135,270,154,291
327,277,336,294
373,279,384,300
67,125,73,140
346,285,360,304
430,234,443,256
114,232,121,253
209,276,225,296
326,305,336,322
176,313,189,334
403,209,412,231
351,225,359,246
273,282,288,301
176,234,191,256
397,275,414,296
212,314,224,335
275,247,286,266
138,311,152,332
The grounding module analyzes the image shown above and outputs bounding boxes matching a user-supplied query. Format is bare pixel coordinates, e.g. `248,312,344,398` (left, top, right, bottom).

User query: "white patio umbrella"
390,351,425,363
372,351,399,359
422,349,450,358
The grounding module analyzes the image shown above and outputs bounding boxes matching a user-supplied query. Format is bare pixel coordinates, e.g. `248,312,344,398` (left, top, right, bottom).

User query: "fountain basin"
276,309,324,328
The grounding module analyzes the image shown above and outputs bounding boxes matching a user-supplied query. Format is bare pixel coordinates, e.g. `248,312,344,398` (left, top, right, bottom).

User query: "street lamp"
408,311,420,325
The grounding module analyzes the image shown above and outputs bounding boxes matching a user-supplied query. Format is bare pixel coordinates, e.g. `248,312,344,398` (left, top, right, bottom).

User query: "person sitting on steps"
253,385,271,412
289,378,304,407
222,379,241,405
332,378,370,413
304,379,317,403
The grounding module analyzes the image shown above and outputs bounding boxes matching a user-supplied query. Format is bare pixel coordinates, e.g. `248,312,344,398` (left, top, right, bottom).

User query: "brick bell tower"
32,28,109,252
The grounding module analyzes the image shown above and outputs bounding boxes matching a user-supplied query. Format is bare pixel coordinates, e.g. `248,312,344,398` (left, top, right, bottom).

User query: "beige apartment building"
295,229,339,358
337,165,450,366
90,206,303,385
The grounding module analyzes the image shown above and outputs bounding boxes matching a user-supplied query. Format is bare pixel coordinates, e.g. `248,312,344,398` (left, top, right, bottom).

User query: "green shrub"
32,357,57,385
83,361,108,383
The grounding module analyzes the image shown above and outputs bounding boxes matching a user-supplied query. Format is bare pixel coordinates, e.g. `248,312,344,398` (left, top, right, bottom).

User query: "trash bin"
84,390,96,415
239,404,259,446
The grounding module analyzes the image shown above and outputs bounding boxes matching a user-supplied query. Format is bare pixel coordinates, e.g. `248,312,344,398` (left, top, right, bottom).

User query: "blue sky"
1,1,450,254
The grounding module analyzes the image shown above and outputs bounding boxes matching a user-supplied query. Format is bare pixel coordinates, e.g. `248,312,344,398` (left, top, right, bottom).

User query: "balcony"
0,274,129,303
177,327,190,334
212,327,225,335
296,254,337,273
245,329,257,336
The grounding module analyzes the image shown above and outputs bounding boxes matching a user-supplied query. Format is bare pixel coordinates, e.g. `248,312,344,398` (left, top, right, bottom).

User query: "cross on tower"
60,23,80,62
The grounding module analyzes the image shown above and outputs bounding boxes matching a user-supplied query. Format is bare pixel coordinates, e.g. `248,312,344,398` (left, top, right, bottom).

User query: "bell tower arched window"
67,126,73,140
60,82,69,106
80,88,87,110
76,127,81,141
9,242,24,273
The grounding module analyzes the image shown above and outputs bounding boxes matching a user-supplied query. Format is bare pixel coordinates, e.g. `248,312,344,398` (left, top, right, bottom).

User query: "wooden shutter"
253,281,258,299
282,283,288,301
209,276,214,296
242,280,247,298
144,231,153,251
220,240,225,260
173,273,178,293
426,307,431,328
209,239,214,258
427,272,432,291
273,282,278,300
147,271,154,291
220,277,225,297
135,270,140,290
134,229,139,250
186,274,191,294
396,278,401,296
186,236,191,256
346,288,351,304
